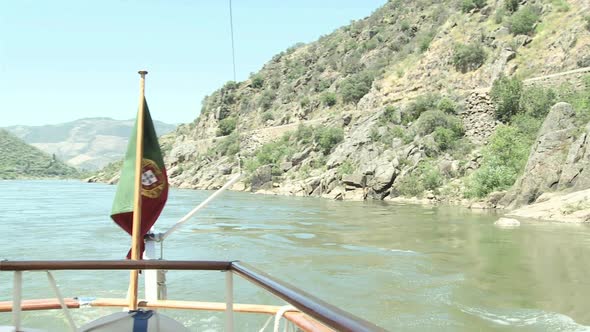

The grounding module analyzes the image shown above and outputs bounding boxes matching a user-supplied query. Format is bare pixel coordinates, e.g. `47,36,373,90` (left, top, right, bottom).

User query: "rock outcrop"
502,103,586,208
90,0,590,225
508,189,590,223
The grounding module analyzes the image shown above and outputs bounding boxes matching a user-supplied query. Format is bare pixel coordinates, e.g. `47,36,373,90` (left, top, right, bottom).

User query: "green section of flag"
111,98,165,216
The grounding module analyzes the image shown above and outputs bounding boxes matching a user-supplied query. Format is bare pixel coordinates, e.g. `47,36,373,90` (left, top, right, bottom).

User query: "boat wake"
459,305,590,331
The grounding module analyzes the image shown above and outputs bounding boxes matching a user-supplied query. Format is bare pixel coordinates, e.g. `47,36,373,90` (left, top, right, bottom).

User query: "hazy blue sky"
0,0,387,126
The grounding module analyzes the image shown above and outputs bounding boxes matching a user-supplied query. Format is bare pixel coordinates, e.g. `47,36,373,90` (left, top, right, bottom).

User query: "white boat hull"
79,310,189,332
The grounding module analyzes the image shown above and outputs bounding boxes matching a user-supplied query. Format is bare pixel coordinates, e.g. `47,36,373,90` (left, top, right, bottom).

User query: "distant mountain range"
0,129,79,179
3,117,177,170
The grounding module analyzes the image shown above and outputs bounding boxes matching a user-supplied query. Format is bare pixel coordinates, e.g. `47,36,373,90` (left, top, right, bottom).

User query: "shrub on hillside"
585,15,590,31
403,93,440,123
400,21,410,32
300,96,310,108
392,126,414,144
261,111,274,122
294,124,314,145
418,31,435,53
520,86,556,119
558,75,590,125
415,110,463,137
465,125,532,198
215,132,240,156
370,128,381,142
461,0,486,13
396,162,443,197
437,97,456,114
495,8,506,24
259,90,276,111
511,113,543,139
504,0,519,13
452,43,486,73
340,71,375,104
490,75,523,122
551,0,570,12
251,135,295,173
216,117,237,136
315,79,333,92
380,105,398,124
321,92,337,106
314,127,344,154
433,127,460,151
337,161,354,176
251,75,264,88
508,6,540,35
223,81,239,90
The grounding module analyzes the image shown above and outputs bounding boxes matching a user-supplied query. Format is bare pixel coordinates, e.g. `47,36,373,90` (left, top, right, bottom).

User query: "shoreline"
6,177,589,224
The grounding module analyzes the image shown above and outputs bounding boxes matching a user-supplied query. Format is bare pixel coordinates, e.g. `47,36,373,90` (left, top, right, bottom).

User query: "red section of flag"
112,172,168,259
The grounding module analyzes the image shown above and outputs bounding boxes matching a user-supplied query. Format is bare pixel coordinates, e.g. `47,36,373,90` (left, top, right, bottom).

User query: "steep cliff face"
499,104,583,206
124,0,590,210
500,103,590,207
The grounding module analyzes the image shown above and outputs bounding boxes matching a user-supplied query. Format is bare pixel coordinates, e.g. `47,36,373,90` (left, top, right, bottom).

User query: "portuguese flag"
111,98,168,258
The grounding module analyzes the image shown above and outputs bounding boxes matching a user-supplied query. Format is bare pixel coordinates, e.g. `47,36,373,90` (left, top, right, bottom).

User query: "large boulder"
503,103,578,208
291,147,312,166
559,121,590,190
250,165,273,192
342,174,366,188
494,217,520,228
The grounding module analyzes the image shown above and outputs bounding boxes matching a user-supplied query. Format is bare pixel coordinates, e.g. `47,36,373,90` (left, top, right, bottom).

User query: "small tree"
314,127,344,154
321,92,337,107
216,117,237,136
437,97,456,114
490,76,523,122
508,6,539,35
520,86,556,119
403,93,440,124
380,105,397,124
585,15,590,31
251,75,264,88
261,111,274,122
452,43,487,73
339,71,375,104
415,110,464,137
258,90,275,111
504,0,519,13
462,0,486,13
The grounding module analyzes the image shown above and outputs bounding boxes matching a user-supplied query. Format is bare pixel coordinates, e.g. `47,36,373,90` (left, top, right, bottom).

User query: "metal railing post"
225,270,234,332
144,234,165,301
12,271,22,331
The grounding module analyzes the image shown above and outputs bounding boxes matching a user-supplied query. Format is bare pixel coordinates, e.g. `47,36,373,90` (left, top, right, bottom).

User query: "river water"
1,180,589,331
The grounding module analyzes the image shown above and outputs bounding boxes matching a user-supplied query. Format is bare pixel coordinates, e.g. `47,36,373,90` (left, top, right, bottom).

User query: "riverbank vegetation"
466,75,590,198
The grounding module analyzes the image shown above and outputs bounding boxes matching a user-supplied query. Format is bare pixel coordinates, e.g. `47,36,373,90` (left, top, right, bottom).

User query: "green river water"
1,180,589,331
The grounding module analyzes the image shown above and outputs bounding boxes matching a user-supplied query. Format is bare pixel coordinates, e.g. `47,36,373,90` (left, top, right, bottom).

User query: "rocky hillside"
5,117,176,170
99,0,590,220
0,129,79,179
